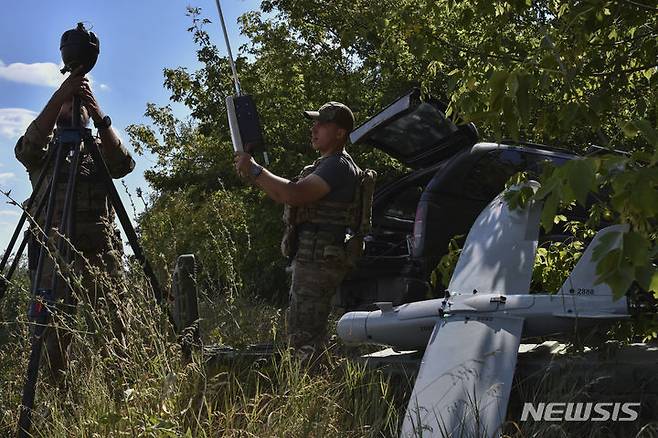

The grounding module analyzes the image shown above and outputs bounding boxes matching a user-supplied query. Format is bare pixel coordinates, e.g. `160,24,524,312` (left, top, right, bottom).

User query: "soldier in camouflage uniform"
15,67,135,379
234,102,363,353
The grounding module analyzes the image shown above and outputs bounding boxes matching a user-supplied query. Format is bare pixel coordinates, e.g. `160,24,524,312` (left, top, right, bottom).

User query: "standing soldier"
15,67,135,379
234,101,375,356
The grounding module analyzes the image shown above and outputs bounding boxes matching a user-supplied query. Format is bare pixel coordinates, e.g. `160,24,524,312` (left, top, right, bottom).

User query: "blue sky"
0,0,261,252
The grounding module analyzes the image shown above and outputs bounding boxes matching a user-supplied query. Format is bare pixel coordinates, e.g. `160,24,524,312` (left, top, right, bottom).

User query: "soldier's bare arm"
234,152,330,205
79,82,135,178
96,129,135,178
257,170,330,205
35,66,86,136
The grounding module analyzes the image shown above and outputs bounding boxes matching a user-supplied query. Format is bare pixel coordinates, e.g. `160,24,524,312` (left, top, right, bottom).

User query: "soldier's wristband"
250,163,263,179
94,115,112,130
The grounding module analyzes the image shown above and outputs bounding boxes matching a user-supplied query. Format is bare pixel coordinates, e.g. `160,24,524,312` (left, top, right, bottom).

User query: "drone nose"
336,311,369,344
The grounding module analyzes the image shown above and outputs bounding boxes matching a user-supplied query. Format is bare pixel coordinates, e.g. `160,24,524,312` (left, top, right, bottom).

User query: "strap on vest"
297,222,347,235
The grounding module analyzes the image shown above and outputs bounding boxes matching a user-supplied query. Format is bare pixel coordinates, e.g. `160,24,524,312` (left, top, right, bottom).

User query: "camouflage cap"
303,101,354,132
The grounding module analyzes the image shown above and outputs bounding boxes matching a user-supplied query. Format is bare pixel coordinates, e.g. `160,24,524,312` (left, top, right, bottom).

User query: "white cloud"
0,172,16,190
99,83,110,91
0,59,65,88
0,209,20,218
0,172,16,184
0,108,37,140
0,59,97,90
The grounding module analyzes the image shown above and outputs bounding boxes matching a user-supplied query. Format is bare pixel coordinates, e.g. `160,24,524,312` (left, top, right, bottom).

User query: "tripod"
0,96,169,437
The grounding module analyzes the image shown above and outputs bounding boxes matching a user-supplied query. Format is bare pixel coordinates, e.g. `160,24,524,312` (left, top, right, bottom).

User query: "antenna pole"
214,0,242,95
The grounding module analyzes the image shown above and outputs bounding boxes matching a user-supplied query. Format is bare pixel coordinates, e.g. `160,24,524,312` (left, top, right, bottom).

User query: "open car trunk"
339,90,479,310
350,88,478,169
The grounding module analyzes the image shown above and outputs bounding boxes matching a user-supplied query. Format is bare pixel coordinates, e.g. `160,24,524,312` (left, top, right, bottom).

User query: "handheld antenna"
212,0,267,163
214,0,242,95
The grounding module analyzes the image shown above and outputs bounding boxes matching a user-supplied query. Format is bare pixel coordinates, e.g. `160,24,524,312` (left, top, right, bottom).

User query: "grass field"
2,261,658,437
0,263,404,437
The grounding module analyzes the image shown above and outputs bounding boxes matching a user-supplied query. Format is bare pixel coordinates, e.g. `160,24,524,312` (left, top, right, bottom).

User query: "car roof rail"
584,144,631,157
499,139,577,155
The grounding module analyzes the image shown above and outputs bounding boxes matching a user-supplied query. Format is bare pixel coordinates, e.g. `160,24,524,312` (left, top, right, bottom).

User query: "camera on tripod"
60,22,99,75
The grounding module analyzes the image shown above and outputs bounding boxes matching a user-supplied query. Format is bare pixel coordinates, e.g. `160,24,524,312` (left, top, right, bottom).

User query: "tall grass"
0,257,402,437
2,243,656,436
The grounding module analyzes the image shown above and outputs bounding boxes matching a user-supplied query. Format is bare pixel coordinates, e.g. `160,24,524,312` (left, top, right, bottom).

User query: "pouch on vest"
281,224,298,258
280,168,313,258
296,229,346,265
344,169,377,268
281,204,298,258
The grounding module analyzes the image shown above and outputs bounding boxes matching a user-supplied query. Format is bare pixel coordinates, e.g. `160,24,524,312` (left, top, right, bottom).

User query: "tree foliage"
128,1,656,304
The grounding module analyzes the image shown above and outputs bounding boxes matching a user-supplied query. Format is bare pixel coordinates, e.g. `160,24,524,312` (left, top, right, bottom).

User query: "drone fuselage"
337,292,630,350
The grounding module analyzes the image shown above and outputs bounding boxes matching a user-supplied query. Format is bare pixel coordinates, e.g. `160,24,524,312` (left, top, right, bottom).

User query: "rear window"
364,103,459,162
463,149,570,200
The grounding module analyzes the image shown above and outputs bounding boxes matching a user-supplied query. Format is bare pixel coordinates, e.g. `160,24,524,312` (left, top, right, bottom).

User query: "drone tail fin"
558,224,628,297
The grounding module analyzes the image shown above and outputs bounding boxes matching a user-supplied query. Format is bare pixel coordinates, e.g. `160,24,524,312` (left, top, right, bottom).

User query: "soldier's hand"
79,80,103,122
53,66,86,103
234,151,255,179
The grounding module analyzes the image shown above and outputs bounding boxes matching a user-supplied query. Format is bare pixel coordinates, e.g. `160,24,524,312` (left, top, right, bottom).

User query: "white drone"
337,183,636,437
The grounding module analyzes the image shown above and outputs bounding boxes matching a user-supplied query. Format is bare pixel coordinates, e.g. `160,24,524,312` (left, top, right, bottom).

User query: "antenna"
214,0,242,95
211,0,267,163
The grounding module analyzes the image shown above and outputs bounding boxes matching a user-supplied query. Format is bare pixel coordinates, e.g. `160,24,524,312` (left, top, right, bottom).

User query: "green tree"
129,1,656,306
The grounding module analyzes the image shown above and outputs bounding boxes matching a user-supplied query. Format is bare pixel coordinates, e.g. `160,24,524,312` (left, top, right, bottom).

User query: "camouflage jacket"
15,120,135,252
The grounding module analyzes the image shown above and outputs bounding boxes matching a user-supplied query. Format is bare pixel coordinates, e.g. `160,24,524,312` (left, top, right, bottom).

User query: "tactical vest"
281,152,376,268
25,137,118,262
32,151,113,226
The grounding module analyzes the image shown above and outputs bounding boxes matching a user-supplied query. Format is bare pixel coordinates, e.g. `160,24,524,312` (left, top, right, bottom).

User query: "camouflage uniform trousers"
31,221,126,380
286,229,351,350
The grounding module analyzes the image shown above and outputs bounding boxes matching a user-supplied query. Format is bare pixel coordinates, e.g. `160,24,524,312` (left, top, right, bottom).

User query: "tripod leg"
26,144,67,299
0,232,30,301
51,142,81,303
0,146,54,271
1,212,30,274
0,174,51,296
0,148,56,299
17,314,49,438
83,134,176,330
17,143,67,437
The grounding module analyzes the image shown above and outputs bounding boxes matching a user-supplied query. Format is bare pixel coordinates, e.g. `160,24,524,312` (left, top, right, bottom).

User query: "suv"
338,89,577,311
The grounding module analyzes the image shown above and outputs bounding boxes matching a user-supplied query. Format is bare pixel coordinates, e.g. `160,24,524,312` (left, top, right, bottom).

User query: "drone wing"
401,315,523,438
448,187,541,296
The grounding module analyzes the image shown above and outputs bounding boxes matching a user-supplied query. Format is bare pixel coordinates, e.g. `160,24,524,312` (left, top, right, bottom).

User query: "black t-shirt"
313,151,360,202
